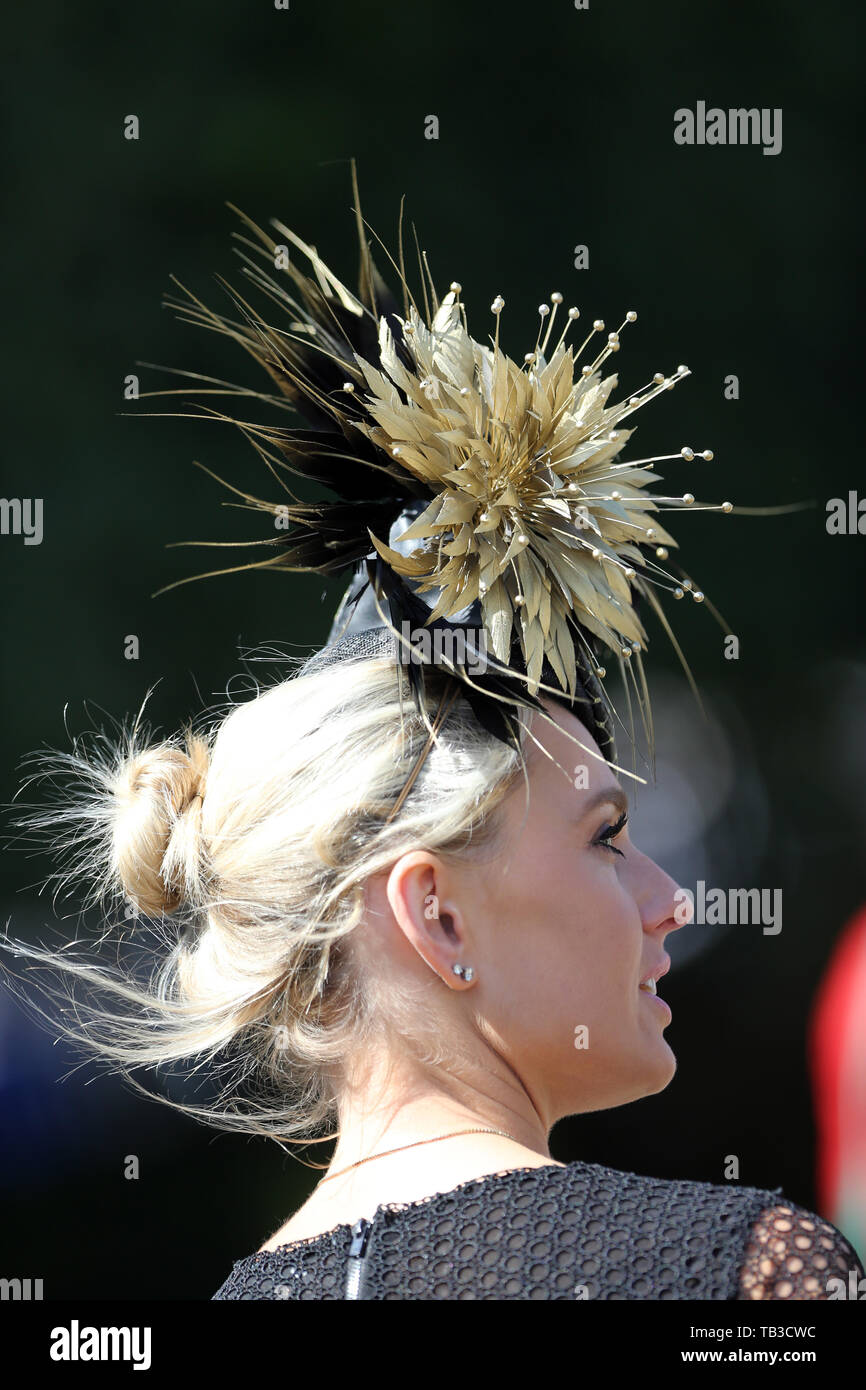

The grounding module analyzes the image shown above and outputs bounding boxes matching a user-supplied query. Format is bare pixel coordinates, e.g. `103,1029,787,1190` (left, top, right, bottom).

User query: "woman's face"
453,700,689,1123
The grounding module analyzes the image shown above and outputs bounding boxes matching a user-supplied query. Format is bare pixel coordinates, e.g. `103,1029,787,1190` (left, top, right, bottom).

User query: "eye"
594,810,628,858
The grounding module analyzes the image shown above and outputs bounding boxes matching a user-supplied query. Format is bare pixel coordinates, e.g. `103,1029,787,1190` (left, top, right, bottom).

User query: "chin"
563,1045,678,1113
640,1041,677,1095
610,1041,677,1105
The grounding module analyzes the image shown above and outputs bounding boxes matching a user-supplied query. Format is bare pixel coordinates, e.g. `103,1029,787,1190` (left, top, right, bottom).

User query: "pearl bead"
611,491,621,500
646,528,656,539
568,307,580,318
682,579,692,590
595,666,606,678
721,501,732,513
491,296,505,313
581,365,592,376
624,567,636,579
681,446,695,460
551,292,563,304
538,304,550,317
693,590,704,602
674,587,684,599
626,310,637,322
591,548,601,559
517,534,528,544
621,647,632,658
631,641,640,652
450,281,462,293
701,449,714,461
514,594,525,606
342,381,355,392
677,364,689,374
682,493,694,504
392,445,402,456
655,546,668,559
593,319,605,331
524,352,535,363
653,372,664,384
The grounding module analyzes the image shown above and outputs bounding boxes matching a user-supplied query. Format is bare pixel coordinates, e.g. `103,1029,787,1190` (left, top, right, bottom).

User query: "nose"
628,845,691,937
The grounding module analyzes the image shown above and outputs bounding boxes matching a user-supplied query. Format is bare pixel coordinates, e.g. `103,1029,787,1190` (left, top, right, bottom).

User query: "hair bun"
111,730,210,916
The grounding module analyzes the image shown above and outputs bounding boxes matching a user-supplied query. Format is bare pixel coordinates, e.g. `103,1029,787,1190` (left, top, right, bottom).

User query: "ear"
385,851,474,988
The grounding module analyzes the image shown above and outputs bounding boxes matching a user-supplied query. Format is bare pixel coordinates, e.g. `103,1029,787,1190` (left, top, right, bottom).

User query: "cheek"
486,850,636,993
558,861,644,1005
474,852,572,996
566,852,632,930
492,839,627,934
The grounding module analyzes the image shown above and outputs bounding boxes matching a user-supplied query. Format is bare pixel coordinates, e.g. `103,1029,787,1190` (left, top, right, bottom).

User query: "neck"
324,1052,555,1178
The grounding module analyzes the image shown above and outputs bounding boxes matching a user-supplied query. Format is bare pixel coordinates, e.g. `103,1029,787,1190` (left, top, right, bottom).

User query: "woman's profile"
3,164,862,1300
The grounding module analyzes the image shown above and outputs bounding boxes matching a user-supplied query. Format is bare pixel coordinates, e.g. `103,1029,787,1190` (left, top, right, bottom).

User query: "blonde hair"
1,655,529,1147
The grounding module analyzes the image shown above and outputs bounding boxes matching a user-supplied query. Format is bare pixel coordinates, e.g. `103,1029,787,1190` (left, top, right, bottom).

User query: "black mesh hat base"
302,625,400,673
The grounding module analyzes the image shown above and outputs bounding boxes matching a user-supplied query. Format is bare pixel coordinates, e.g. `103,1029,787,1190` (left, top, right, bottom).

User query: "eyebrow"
574,787,630,822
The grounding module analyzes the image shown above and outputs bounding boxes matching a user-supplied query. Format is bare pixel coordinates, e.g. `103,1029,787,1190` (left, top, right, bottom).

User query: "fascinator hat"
144,161,737,786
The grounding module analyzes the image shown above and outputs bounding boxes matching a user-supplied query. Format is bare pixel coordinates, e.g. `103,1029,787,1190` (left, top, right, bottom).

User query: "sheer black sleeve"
737,1201,865,1300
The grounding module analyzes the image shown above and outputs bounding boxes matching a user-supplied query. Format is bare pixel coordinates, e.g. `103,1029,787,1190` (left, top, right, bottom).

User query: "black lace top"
211,1160,865,1300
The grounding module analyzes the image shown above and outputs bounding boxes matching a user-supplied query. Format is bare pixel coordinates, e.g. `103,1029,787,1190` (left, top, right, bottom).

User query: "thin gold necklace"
316,1127,520,1186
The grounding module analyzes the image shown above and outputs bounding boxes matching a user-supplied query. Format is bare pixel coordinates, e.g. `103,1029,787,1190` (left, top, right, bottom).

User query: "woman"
3,165,862,1299
7,651,860,1300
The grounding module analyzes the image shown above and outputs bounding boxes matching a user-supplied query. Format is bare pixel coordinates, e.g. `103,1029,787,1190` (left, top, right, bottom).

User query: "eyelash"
594,810,628,858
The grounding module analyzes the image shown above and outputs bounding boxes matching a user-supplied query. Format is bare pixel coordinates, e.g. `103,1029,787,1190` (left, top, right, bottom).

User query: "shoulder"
736,1199,865,1301
553,1155,777,1214
558,1160,864,1301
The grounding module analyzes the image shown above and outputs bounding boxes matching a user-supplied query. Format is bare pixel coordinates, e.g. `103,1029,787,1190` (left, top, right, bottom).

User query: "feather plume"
136,160,739,777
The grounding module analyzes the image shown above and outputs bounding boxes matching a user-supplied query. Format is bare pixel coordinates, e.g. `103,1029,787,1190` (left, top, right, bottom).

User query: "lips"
639,956,671,993
638,956,672,1019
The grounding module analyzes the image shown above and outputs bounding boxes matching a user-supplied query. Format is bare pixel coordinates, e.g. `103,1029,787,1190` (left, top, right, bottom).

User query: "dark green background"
1,0,863,1297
